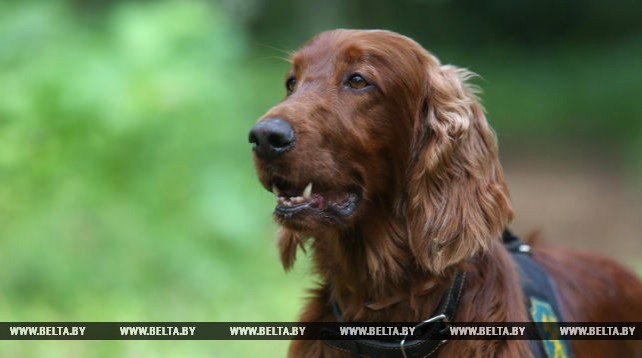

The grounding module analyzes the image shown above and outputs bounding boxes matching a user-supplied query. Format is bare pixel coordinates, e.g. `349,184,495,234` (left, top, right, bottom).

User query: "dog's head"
249,29,512,273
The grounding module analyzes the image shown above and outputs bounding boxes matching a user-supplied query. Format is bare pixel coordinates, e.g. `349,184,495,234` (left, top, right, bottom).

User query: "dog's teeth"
303,182,313,199
292,196,303,204
272,184,280,196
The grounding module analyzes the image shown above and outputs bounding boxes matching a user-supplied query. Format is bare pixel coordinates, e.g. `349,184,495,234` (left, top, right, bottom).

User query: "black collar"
323,271,466,358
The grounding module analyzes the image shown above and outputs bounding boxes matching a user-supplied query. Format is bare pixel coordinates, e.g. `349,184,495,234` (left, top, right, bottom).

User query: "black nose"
248,117,296,160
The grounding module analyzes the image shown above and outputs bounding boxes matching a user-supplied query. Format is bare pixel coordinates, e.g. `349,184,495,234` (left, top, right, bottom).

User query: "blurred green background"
0,0,640,356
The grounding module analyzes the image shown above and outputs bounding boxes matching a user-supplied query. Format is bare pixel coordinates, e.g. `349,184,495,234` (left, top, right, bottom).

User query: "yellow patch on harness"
529,297,570,358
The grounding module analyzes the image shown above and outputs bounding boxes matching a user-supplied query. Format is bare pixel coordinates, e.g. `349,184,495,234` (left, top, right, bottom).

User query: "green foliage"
0,1,304,356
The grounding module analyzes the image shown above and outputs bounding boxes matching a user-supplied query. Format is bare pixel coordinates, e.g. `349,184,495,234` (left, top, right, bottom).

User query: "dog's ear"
405,59,513,274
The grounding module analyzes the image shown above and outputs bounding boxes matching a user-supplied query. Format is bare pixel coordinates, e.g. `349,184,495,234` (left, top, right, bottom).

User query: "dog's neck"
309,209,455,322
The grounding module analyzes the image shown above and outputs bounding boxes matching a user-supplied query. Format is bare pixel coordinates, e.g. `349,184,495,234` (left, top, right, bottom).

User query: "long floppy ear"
405,58,513,275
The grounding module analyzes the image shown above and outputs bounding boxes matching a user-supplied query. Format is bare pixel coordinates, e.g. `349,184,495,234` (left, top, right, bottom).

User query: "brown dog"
249,29,642,357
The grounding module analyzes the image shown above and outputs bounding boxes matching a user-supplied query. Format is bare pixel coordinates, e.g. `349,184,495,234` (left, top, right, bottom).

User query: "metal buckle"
400,314,448,358
518,243,532,254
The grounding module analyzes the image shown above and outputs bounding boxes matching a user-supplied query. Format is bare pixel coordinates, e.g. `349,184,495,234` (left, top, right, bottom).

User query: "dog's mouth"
269,177,360,222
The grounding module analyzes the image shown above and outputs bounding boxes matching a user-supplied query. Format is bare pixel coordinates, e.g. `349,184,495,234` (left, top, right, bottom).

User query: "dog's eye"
286,76,297,94
346,74,370,90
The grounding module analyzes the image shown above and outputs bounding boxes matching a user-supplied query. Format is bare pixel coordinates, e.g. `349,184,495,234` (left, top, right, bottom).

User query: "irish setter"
249,29,642,357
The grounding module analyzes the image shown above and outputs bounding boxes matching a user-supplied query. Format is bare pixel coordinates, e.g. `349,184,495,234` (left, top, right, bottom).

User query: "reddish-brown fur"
250,29,642,357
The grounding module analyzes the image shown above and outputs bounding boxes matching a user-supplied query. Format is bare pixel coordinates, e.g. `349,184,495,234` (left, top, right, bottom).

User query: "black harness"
322,230,572,358
503,230,572,358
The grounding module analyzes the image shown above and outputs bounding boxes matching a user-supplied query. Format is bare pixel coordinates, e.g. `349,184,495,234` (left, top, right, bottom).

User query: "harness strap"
503,230,572,358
